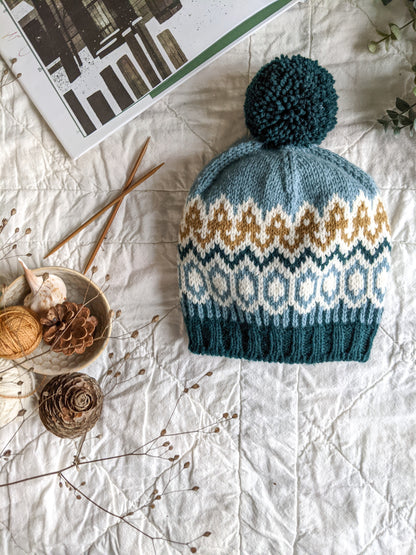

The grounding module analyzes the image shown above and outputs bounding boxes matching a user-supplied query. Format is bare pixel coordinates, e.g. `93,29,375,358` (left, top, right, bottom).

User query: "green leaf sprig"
367,0,416,136
368,18,415,53
378,97,416,136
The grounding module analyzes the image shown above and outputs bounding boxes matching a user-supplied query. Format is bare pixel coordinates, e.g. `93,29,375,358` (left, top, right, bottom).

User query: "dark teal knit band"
183,315,378,364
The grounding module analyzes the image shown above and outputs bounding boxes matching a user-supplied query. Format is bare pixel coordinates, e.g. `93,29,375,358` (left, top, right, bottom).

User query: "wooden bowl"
1,267,112,375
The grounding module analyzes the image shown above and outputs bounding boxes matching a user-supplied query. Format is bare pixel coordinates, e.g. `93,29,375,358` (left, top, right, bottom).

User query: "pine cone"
40,301,98,356
39,373,103,439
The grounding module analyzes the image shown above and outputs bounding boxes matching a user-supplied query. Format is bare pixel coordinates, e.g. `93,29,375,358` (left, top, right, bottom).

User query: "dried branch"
0,248,231,552
0,414,237,488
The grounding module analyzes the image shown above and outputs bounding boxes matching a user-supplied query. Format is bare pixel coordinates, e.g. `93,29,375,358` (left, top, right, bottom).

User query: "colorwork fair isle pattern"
178,193,391,363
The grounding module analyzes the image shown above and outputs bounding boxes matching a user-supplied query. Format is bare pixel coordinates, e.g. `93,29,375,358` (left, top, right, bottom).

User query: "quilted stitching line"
84,330,212,553
392,240,416,246
151,358,239,451
0,96,62,161
297,428,320,460
298,324,401,456
339,123,377,157
1,164,80,191
0,521,27,555
356,517,401,555
237,359,243,555
86,240,179,246
316,324,402,439
117,425,235,554
127,189,188,193
163,100,218,155
1,175,125,192
90,375,196,552
302,414,416,540
292,365,300,553
247,36,252,85
83,479,181,555
147,308,240,450
83,461,180,551
307,1,313,58
322,367,396,437
1,187,80,192
85,520,123,555
1,428,50,478
378,323,402,349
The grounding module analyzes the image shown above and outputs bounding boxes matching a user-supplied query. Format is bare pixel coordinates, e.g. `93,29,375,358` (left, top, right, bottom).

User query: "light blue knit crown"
178,55,391,364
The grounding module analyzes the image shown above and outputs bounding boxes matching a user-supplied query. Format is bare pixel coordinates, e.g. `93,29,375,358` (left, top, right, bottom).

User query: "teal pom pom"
244,55,338,148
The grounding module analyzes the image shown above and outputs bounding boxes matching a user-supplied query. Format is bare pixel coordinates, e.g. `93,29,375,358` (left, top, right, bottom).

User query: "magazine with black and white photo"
0,0,299,158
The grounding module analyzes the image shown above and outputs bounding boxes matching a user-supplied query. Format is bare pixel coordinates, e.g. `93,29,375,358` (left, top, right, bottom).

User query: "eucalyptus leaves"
367,21,413,55
378,97,416,136
368,0,416,136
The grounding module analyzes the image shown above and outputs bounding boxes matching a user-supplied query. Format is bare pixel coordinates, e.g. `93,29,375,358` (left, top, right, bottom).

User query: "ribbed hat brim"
183,314,378,364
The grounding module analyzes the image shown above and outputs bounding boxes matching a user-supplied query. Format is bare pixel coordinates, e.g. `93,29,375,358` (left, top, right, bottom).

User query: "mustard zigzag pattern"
180,193,391,255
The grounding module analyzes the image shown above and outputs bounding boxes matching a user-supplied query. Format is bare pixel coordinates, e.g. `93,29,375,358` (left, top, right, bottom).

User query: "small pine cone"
40,301,98,356
39,373,103,439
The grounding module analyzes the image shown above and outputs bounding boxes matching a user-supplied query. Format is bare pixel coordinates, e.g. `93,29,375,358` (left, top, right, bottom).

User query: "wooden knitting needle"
83,137,150,274
44,162,164,259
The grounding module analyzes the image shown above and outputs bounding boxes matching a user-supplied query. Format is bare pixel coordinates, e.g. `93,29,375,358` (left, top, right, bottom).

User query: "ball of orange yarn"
0,306,42,360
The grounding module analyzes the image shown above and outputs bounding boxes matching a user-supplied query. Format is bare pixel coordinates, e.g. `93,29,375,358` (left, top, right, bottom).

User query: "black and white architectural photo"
5,0,188,135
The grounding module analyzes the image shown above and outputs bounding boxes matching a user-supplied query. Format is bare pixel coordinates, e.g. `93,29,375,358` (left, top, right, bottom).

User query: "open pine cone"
39,373,103,438
40,301,98,356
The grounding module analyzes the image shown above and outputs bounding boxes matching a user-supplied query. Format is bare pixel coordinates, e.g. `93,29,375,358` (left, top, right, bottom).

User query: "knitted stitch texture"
244,55,338,148
177,56,391,364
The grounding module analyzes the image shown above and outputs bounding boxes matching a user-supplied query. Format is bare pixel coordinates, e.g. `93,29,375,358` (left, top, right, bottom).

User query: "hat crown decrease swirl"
244,54,338,148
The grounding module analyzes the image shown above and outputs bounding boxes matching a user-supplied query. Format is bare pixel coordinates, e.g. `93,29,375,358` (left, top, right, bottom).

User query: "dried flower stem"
0,387,36,400
1,398,45,457
0,260,220,552
0,415,236,488
59,472,204,552
0,60,22,91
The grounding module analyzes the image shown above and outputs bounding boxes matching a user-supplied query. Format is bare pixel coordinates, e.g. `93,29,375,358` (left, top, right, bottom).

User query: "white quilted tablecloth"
1,1,415,553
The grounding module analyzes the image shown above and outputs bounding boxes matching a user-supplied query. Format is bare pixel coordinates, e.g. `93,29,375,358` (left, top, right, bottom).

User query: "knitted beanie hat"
178,55,391,364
